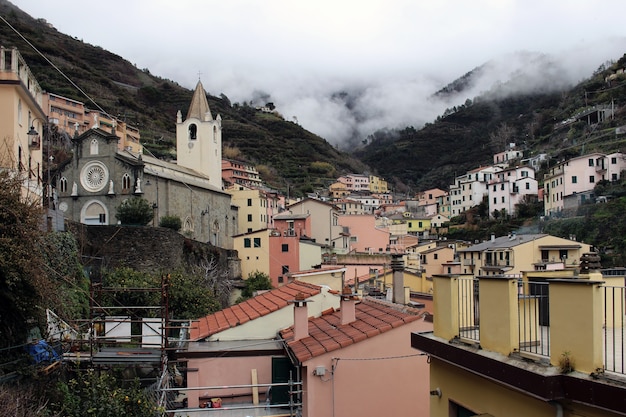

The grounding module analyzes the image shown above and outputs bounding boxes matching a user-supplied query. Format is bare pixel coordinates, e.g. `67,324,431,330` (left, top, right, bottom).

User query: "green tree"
115,198,153,225
53,369,158,417
240,271,273,300
101,268,160,316
0,170,47,348
159,215,181,231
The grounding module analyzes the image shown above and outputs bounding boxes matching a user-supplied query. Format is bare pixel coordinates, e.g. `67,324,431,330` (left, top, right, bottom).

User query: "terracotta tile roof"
281,298,424,363
190,281,322,341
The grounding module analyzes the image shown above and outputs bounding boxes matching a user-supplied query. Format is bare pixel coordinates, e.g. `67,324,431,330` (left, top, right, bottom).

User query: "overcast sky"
12,0,626,147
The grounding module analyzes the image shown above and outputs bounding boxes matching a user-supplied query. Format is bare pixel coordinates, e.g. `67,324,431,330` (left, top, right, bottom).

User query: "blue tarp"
25,340,60,364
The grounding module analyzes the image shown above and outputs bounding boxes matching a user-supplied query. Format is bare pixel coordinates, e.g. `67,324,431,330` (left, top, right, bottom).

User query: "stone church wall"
65,220,241,279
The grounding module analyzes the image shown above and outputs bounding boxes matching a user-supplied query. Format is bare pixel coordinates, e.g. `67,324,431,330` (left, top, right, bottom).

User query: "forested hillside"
0,0,366,196
358,56,626,191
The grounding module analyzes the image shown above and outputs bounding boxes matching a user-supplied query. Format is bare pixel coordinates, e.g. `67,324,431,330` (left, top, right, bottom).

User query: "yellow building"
228,185,280,233
457,233,591,277
233,229,270,279
368,174,388,193
412,267,626,417
0,46,44,203
404,212,432,237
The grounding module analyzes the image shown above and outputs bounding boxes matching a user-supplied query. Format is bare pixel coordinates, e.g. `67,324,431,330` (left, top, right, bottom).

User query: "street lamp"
27,118,55,229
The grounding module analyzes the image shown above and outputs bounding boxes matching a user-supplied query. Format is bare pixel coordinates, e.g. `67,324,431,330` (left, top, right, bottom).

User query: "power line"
0,13,112,118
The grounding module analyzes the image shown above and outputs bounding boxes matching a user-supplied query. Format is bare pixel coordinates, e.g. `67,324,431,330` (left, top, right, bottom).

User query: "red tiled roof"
280,298,424,363
190,281,322,341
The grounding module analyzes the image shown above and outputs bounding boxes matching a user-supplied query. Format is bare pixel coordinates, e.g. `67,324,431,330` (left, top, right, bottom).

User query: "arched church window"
90,138,99,155
183,217,193,233
122,173,131,191
189,124,197,140
60,177,68,193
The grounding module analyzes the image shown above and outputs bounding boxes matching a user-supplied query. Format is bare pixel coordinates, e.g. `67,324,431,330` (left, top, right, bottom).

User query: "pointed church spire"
186,80,212,121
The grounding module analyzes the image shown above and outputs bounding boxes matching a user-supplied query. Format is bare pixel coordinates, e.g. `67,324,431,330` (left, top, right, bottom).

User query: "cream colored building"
287,198,347,253
413,268,626,417
457,233,592,277
0,46,44,203
228,185,279,233
233,229,270,279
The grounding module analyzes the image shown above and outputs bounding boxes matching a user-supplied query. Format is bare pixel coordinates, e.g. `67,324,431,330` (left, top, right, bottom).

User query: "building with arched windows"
57,81,237,248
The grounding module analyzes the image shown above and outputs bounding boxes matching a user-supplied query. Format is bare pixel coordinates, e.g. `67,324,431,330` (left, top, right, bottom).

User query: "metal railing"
604,286,626,374
458,277,479,342
518,281,550,358
163,380,302,416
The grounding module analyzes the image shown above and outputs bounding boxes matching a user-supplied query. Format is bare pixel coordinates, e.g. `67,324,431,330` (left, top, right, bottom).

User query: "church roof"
186,80,212,121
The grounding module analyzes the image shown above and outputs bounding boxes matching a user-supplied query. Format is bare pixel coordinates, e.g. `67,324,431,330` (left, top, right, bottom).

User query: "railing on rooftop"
518,280,550,358
458,277,479,342
164,380,302,416
604,285,626,374
450,276,626,376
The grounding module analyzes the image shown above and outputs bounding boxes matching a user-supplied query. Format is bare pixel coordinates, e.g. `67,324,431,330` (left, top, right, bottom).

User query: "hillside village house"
227,183,281,233
0,46,44,204
181,281,341,409
338,214,389,253
346,194,380,214
450,165,502,217
335,198,365,215
57,81,237,247
337,173,369,192
544,152,626,216
368,174,388,193
328,181,350,199
287,198,348,253
457,233,592,277
41,92,143,154
280,291,432,417
233,212,323,286
417,187,447,204
412,267,626,417
221,158,263,188
493,143,523,166
489,165,538,217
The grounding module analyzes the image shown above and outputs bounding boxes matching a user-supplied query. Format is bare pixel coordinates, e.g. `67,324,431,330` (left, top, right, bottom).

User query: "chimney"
291,292,310,341
340,286,357,326
491,233,496,242
391,253,405,304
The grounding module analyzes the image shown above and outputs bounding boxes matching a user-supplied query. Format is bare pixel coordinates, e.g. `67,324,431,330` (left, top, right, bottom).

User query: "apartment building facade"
544,152,626,216
488,165,538,217
449,166,501,217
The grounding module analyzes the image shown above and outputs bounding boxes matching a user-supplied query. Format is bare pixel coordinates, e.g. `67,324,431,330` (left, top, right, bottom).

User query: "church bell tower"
176,80,222,189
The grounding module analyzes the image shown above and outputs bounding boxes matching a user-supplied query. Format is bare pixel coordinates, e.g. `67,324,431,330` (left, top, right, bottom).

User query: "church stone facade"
57,81,237,248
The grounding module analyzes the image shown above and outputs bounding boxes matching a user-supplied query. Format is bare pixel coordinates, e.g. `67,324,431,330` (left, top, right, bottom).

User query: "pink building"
182,281,340,409
337,173,370,192
221,159,263,188
270,213,312,286
544,152,626,216
417,187,447,206
338,214,389,253
281,294,432,417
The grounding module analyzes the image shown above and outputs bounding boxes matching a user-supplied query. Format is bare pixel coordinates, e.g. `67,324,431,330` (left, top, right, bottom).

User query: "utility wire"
0,13,112,118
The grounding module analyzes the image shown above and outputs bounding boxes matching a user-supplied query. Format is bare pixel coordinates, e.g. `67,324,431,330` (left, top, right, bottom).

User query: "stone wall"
65,220,241,278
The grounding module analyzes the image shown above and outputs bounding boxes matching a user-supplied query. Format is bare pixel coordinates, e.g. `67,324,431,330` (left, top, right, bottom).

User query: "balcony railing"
604,286,625,374
518,281,550,358
451,277,626,376
458,277,479,342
